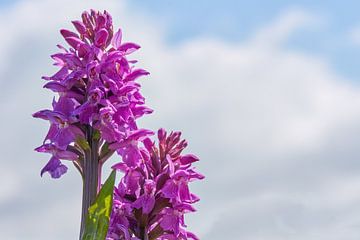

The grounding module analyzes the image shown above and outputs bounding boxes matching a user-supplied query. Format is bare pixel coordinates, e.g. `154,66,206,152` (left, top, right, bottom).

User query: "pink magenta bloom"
34,9,204,240
33,9,152,178
108,129,204,240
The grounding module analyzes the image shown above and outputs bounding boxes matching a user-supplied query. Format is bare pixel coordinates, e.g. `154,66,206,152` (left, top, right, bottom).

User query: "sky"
0,0,360,239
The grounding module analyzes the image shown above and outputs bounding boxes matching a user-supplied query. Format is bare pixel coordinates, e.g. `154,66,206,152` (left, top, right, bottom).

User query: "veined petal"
65,37,84,50
32,109,53,120
127,129,154,141
60,29,79,39
96,15,107,29
43,81,67,92
112,162,128,172
95,28,109,48
131,106,153,119
40,156,68,179
186,231,200,240
44,124,58,143
124,69,149,82
161,180,178,199
55,127,76,149
180,154,199,165
160,209,179,235
112,28,122,49
71,20,87,34
42,66,68,81
56,149,78,160
118,42,140,55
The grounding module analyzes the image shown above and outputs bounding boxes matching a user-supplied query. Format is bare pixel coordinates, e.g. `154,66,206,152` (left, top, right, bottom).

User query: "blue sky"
1,1,360,239
1,0,359,79
126,0,360,80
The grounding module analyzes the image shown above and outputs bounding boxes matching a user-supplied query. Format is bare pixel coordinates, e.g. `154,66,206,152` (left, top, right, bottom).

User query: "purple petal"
34,143,77,160
34,144,50,153
55,128,75,149
124,69,149,82
56,150,78,160
188,169,205,181
65,37,83,50
177,203,196,213
42,66,68,81
178,182,191,202
96,15,107,29
180,154,199,165
133,195,155,214
95,28,109,48
112,28,122,49
125,170,142,195
118,42,140,55
60,29,79,39
78,43,91,58
127,129,154,142
53,97,75,116
71,20,87,34
132,106,153,119
112,162,128,172
186,231,200,240
142,195,155,214
160,210,179,234
155,173,170,191
32,109,53,120
45,124,58,142
101,74,119,93
162,180,178,199
142,137,154,152
73,102,96,124
43,81,67,93
41,156,68,178
158,128,167,142
119,145,142,167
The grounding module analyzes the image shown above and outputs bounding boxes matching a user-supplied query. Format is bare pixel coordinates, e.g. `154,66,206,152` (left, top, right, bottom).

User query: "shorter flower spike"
107,129,204,240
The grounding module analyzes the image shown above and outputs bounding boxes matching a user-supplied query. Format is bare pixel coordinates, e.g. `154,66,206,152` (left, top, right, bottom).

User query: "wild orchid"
33,9,203,240
108,129,204,240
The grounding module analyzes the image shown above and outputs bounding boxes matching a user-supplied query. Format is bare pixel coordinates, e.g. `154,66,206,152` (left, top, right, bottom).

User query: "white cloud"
1,1,360,239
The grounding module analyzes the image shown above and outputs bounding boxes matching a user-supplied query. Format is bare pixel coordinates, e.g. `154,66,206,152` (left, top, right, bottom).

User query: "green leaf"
82,170,116,240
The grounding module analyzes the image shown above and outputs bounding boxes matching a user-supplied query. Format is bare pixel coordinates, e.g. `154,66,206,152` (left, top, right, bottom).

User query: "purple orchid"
34,9,203,240
108,129,204,240
33,9,152,180
33,9,153,238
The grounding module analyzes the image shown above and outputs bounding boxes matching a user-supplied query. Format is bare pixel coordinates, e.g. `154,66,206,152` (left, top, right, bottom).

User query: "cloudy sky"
1,0,360,239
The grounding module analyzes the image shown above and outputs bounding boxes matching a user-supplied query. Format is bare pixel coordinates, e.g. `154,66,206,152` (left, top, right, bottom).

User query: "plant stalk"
79,127,99,239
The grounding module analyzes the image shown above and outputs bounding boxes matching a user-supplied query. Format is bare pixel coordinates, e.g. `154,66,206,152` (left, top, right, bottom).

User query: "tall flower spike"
33,9,153,238
109,129,204,240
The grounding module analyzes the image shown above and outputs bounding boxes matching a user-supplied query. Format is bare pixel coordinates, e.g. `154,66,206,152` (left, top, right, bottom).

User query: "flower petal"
112,28,122,49
60,29,79,39
118,42,140,55
124,69,149,82
65,37,84,50
180,154,199,165
40,156,68,178
71,20,87,35
95,28,109,48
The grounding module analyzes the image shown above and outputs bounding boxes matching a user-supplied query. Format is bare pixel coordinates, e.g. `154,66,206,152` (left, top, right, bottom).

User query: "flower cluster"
33,10,152,178
34,9,204,240
107,129,204,240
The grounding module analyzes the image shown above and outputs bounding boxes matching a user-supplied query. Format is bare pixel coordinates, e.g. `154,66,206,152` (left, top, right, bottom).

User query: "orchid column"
33,10,153,239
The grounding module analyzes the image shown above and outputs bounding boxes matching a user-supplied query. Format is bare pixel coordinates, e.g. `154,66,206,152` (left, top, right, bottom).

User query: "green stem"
79,127,99,239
